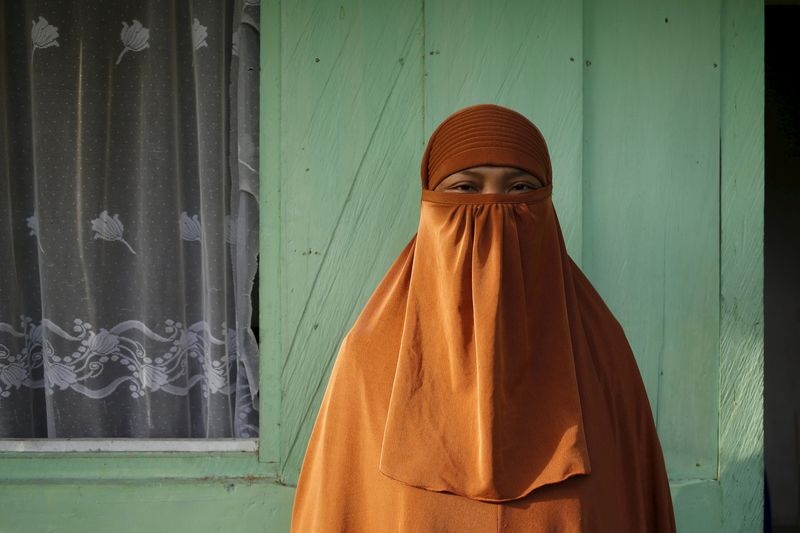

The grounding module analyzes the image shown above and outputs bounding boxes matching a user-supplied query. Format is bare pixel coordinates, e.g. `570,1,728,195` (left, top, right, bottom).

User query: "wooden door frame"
718,0,764,530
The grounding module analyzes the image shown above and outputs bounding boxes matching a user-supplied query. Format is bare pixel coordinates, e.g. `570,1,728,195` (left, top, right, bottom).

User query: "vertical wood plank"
719,0,764,530
582,0,721,481
259,0,283,465
424,0,585,262
671,480,723,533
277,0,424,482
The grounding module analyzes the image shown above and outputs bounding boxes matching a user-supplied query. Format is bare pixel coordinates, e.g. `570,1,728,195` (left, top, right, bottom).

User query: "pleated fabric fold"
378,184,591,502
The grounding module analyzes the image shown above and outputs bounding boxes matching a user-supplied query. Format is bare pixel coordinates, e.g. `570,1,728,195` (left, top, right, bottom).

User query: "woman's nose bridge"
481,176,509,194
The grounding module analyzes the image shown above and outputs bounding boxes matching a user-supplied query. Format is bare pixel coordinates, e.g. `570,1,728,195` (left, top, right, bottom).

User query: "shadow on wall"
765,3,800,532
669,452,765,532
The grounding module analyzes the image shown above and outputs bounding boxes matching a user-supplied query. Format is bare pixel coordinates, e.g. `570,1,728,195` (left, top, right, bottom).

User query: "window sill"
0,438,258,453
0,439,281,482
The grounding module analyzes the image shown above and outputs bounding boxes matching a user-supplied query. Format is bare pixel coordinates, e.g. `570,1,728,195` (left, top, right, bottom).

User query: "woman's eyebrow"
456,168,537,181
504,169,534,179
457,169,483,178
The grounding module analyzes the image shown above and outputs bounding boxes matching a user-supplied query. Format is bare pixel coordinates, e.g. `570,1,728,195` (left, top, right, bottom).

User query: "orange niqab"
379,105,590,502
291,104,676,532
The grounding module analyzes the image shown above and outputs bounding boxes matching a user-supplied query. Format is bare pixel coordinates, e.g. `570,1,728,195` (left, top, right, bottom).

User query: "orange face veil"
377,104,592,502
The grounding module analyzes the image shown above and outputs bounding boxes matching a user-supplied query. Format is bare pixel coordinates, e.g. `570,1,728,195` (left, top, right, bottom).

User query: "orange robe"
291,183,676,532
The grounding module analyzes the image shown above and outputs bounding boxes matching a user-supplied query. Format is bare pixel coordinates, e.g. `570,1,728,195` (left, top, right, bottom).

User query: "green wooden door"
263,0,764,531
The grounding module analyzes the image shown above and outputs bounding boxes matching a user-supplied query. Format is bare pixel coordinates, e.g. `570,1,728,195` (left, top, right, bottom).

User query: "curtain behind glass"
0,0,260,438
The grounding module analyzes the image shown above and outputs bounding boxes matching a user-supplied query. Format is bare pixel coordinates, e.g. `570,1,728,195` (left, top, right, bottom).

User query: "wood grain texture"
259,0,283,466
671,480,723,533
0,481,296,533
719,0,765,530
276,0,424,479
582,0,721,481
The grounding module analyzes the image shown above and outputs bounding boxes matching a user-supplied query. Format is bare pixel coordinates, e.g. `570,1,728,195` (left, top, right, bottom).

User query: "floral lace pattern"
180,212,203,242
31,17,59,60
91,211,137,254
26,213,44,254
192,18,209,51
0,316,236,400
12,2,261,438
116,20,150,64
31,16,220,64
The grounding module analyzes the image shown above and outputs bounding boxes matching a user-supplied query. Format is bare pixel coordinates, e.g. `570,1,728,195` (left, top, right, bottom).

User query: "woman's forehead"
455,165,533,175
446,166,541,183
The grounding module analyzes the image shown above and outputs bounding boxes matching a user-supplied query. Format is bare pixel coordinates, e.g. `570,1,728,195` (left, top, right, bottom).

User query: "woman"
290,104,676,532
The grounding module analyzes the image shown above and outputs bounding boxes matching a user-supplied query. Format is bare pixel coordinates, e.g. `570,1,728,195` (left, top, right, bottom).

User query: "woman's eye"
452,183,477,192
511,182,535,191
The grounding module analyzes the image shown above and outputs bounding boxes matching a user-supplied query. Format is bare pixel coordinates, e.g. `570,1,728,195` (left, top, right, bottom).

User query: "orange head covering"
291,103,675,531
420,103,554,190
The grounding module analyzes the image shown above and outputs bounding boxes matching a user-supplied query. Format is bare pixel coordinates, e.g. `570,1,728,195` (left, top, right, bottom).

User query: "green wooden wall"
0,0,762,532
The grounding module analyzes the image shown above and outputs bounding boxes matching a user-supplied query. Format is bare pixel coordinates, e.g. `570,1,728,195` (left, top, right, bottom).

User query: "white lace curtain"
0,0,260,438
